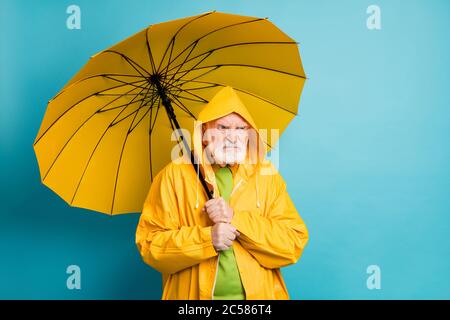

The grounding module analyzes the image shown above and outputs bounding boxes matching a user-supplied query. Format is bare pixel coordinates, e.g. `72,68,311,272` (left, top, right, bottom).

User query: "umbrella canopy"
33,11,306,215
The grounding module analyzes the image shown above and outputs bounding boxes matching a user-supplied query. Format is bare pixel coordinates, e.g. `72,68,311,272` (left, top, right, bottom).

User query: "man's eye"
217,125,227,130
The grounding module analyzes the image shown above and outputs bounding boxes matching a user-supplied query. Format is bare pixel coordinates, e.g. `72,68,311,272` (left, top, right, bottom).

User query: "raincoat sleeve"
135,165,218,274
231,173,309,269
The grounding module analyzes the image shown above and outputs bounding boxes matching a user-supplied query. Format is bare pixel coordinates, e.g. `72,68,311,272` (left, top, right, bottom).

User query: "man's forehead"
208,112,248,126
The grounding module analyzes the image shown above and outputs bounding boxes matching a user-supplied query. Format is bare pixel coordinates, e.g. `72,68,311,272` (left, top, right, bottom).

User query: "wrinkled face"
202,112,250,166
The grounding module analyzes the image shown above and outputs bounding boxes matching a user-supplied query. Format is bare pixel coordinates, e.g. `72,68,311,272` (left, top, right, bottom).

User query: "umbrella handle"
170,116,214,201
154,79,213,200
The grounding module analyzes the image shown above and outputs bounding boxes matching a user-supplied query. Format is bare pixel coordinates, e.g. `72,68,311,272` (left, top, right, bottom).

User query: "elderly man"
135,86,308,300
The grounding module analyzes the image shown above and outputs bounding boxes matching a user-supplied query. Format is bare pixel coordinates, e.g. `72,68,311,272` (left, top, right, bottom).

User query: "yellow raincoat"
135,86,309,299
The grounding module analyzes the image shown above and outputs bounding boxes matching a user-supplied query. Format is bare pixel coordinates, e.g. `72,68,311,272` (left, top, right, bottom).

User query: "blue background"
1,0,449,299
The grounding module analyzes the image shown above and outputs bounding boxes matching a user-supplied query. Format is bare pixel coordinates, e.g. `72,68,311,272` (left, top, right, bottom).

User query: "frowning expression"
202,112,250,166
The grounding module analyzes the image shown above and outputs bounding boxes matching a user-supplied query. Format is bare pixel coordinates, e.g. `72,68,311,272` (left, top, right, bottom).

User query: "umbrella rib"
156,11,214,75
110,83,153,214
70,83,150,206
150,100,162,134
148,98,158,181
169,95,198,120
147,100,162,188
96,97,148,114
168,91,207,104
122,88,154,128
145,27,157,74
109,100,146,128
165,41,298,76
173,65,220,85
51,73,148,103
96,93,148,97
161,17,264,74
34,79,149,146
129,90,159,133
103,50,151,78
102,75,150,90
163,80,209,103
109,85,154,128
162,37,176,81
41,85,150,181
175,79,298,116
175,83,220,91
166,50,213,85
165,40,199,85
173,63,305,84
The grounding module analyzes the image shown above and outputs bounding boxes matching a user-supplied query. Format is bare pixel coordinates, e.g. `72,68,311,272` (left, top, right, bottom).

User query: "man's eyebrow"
215,122,249,128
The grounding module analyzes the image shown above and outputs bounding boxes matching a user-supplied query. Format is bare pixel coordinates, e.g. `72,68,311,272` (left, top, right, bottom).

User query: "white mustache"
223,141,244,148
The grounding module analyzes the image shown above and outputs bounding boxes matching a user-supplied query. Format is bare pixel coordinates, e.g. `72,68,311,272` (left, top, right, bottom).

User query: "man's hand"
211,223,240,252
203,197,233,224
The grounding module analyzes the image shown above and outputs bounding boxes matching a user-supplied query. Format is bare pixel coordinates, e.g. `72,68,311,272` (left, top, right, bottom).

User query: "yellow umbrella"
33,11,306,215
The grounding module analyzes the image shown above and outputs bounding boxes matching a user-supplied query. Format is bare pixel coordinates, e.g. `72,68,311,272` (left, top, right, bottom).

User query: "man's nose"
225,130,238,143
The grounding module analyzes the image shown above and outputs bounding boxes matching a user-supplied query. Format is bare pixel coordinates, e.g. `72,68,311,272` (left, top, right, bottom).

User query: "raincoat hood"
192,86,268,208
196,86,260,134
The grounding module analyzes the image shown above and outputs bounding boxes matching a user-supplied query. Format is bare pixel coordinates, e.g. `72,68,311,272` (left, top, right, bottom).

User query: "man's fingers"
208,212,217,220
206,207,223,219
207,205,230,217
225,231,236,241
209,212,219,221
207,202,224,213
205,197,219,204
205,198,221,208
228,225,239,236
206,199,226,211
224,239,233,247
204,204,217,214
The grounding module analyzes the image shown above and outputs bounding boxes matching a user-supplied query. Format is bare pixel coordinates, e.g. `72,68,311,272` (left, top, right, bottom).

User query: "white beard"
207,142,247,165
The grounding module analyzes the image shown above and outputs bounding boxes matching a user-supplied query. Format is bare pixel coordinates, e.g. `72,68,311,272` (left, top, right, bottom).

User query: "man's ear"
202,123,209,147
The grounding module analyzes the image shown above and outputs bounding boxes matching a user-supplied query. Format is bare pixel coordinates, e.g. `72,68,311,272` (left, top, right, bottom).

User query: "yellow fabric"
32,11,306,215
135,86,309,299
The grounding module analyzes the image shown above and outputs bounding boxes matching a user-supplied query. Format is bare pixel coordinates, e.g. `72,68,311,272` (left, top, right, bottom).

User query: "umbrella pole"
153,79,213,200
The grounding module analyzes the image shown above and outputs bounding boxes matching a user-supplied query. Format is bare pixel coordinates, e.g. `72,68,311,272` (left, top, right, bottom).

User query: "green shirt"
212,165,246,300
